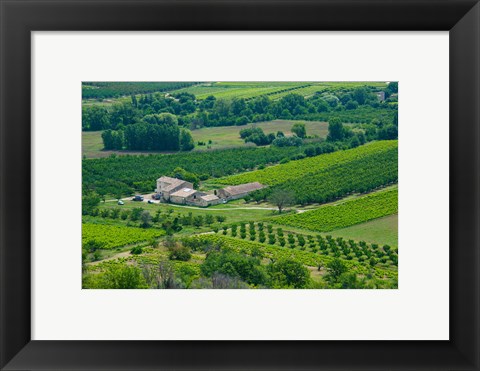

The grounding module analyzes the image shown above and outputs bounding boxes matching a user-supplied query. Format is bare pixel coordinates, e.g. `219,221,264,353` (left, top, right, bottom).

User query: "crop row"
218,221,398,267
216,140,397,187
274,147,397,204
274,187,398,232
82,82,198,99
82,223,164,249
196,234,397,279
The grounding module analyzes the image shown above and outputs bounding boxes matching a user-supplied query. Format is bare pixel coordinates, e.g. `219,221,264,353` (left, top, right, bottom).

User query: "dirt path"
87,250,132,266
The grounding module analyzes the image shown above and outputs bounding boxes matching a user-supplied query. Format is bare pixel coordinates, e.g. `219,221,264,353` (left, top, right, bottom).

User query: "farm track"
105,198,282,211
87,250,131,266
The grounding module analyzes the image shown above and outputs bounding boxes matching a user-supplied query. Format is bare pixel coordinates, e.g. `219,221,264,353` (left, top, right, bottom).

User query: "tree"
205,214,214,225
377,124,398,140
123,113,180,151
272,136,303,147
385,81,398,97
102,129,124,150
268,189,295,214
168,244,192,261
82,192,100,215
140,210,152,228
193,215,204,227
200,249,267,286
325,258,348,283
131,94,138,107
156,260,181,289
352,87,368,105
327,117,345,141
345,100,359,110
100,264,147,289
179,129,195,151
267,259,311,288
82,105,109,131
291,122,306,138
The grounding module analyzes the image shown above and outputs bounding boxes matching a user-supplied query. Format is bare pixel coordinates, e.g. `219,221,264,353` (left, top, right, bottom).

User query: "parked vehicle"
147,200,154,204
152,193,162,200
132,195,144,201
117,200,124,205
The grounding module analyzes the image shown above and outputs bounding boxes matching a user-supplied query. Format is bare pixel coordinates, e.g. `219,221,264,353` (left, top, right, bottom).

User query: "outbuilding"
217,182,264,201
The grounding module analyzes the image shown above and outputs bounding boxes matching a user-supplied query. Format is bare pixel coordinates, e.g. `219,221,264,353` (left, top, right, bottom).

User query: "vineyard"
215,140,398,204
81,81,399,290
274,187,398,232
274,147,397,204
215,140,397,186
82,82,199,99
171,81,388,101
171,82,312,100
82,223,164,249
194,234,397,279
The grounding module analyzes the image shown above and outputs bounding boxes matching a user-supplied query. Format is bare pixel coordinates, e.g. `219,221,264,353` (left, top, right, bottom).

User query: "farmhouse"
156,176,263,207
156,176,193,201
217,182,264,201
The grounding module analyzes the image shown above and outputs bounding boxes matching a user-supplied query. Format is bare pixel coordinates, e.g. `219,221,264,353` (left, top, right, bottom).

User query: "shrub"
168,244,192,261
130,246,143,255
268,234,276,245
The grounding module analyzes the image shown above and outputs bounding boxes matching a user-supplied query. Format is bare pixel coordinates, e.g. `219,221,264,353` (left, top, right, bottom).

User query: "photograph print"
82,82,398,289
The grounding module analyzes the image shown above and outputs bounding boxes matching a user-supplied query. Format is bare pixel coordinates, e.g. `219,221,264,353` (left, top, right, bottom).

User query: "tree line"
82,82,198,99
101,113,194,151
82,84,398,133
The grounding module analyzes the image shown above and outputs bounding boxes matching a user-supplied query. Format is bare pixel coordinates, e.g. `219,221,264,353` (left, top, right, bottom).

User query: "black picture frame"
1,0,479,370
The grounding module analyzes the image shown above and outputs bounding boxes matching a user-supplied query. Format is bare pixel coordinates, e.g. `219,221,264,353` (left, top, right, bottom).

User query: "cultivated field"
81,81,398,289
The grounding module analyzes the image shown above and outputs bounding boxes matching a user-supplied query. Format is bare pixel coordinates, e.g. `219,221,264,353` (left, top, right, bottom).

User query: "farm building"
156,176,193,201
375,91,386,101
156,176,262,206
169,187,222,207
217,182,264,201
193,194,222,207
156,176,222,207
169,187,198,205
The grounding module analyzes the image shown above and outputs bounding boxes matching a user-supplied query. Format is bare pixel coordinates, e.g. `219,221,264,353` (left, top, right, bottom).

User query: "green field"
164,81,388,101
191,120,329,150
82,81,398,289
195,234,397,280
82,120,329,158
328,214,398,248
82,81,389,107
83,223,164,249
273,187,398,232
98,199,276,225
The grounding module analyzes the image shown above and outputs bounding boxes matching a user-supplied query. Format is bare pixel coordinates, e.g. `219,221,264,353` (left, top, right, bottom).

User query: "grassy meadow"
82,119,330,158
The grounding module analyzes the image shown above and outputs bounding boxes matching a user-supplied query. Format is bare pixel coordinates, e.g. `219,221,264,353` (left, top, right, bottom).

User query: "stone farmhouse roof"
157,176,189,192
170,187,197,198
222,182,264,196
201,194,220,202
